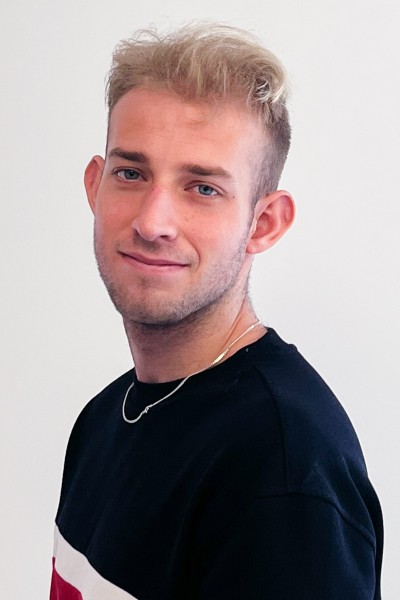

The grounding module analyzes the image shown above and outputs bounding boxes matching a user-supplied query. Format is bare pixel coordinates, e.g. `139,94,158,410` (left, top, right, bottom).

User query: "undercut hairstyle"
106,24,291,201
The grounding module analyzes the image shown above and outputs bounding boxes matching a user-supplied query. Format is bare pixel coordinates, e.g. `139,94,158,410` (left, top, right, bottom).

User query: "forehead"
107,87,264,165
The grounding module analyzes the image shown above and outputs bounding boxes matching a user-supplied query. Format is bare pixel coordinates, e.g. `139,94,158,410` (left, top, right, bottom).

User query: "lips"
119,250,188,269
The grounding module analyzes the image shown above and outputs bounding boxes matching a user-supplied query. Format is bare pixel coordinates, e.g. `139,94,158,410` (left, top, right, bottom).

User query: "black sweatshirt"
52,328,383,599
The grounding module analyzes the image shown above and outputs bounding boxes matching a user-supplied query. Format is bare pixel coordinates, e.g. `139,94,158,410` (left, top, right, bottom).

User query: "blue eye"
196,184,218,196
116,169,142,180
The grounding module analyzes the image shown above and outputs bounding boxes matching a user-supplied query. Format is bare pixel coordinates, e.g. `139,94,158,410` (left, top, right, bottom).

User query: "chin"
114,294,225,330
110,297,190,327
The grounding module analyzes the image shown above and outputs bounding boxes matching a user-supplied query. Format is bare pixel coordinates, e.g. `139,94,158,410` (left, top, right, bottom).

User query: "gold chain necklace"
122,320,263,424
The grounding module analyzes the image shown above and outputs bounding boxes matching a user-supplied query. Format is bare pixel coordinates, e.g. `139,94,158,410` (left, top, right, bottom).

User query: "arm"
199,494,380,600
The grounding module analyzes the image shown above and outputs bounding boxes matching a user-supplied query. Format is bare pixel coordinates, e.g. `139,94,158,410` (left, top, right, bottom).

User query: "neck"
124,297,265,383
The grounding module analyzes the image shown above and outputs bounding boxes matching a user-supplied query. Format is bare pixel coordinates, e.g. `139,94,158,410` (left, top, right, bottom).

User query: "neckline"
132,328,270,402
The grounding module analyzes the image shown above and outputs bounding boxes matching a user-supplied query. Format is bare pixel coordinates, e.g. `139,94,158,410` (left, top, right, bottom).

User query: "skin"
84,87,295,382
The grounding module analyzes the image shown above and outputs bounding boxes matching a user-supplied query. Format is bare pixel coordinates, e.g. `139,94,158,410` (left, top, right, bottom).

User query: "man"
51,24,383,599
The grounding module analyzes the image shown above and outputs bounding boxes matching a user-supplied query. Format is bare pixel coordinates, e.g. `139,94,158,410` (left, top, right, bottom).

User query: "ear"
246,190,295,255
84,155,105,213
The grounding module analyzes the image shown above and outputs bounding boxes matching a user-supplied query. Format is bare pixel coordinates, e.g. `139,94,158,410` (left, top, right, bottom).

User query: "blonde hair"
106,24,291,198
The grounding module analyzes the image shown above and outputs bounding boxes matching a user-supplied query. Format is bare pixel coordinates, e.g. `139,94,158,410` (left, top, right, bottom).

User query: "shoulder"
197,332,382,596
215,329,380,540
244,328,365,474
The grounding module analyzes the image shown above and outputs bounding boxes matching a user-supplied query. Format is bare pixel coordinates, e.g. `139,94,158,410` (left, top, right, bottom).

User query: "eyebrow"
179,163,233,180
107,148,233,180
108,148,147,163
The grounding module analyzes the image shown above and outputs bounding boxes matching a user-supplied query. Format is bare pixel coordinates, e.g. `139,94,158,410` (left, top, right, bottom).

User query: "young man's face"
85,87,266,327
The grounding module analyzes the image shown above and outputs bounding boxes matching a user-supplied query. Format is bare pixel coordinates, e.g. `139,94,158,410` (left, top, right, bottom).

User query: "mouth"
119,251,189,272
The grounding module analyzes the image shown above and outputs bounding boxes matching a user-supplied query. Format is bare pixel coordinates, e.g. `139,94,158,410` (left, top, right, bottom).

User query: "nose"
132,185,179,242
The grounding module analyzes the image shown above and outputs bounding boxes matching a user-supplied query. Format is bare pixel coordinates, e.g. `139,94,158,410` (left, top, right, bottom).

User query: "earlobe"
246,190,295,255
84,156,105,213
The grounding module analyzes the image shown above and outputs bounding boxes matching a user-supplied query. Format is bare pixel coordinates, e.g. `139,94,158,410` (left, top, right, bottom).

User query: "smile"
119,251,189,273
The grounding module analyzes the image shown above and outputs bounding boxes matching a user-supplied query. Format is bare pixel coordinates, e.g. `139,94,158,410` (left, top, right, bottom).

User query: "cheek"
197,227,247,263
94,202,133,240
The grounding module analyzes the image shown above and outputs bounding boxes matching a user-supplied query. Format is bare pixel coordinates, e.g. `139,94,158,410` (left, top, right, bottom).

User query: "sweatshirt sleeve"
199,493,380,600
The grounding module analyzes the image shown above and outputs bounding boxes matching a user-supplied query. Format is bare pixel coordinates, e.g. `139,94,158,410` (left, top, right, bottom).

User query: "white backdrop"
1,0,399,597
